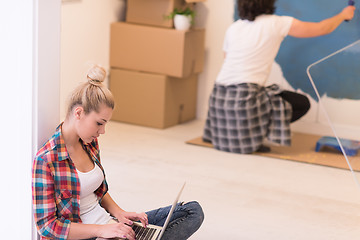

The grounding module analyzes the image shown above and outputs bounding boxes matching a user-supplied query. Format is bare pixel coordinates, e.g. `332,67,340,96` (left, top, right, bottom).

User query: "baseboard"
291,120,360,140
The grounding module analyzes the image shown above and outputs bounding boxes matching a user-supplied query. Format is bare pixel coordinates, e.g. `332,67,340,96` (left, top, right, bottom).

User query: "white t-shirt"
215,14,294,86
77,163,112,225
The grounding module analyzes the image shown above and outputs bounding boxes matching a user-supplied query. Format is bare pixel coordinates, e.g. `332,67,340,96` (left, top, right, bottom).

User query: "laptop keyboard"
132,224,157,240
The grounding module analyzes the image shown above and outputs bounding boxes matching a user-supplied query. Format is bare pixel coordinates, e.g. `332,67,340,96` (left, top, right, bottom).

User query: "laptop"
131,182,186,240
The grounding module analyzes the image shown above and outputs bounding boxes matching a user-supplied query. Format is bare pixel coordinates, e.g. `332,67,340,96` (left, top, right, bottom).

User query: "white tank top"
77,163,111,225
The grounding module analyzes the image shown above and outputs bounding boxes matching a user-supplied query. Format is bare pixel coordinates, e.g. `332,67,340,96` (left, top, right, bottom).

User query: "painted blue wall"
234,0,360,100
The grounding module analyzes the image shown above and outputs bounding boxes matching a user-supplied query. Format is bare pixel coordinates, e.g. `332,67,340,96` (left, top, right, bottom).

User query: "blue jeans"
146,201,204,240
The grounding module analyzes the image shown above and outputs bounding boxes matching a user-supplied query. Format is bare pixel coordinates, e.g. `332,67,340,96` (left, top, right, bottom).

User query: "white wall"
60,0,126,119
194,0,234,120
37,0,61,146
1,0,60,239
0,1,34,237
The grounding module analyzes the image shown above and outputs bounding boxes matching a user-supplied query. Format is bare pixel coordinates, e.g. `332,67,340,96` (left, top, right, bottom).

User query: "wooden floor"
186,132,360,172
100,120,360,240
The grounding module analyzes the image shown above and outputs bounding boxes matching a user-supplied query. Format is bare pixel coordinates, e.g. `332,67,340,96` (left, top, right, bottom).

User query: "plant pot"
174,14,192,31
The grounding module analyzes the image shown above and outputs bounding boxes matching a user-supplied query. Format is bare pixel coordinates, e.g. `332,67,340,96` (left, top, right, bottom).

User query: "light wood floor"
99,120,360,240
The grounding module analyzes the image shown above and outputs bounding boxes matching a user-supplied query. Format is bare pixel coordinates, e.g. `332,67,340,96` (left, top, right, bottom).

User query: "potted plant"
166,7,195,31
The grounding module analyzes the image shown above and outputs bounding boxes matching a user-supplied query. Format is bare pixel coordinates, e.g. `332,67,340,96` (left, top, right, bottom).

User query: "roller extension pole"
306,39,360,190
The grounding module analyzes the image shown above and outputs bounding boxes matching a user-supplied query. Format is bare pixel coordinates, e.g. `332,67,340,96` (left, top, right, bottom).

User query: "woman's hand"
97,222,136,240
116,211,149,228
340,5,356,21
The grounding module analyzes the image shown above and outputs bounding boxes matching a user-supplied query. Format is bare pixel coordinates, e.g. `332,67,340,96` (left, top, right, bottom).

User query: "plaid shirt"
32,124,108,240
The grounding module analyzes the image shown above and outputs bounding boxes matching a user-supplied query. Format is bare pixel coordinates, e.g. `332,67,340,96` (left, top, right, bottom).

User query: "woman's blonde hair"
66,65,115,116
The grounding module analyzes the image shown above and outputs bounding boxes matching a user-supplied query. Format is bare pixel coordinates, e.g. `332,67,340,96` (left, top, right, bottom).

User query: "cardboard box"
126,0,206,28
110,68,198,129
110,22,205,78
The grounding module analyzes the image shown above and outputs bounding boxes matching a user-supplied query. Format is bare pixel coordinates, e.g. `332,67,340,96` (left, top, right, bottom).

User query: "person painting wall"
203,0,355,154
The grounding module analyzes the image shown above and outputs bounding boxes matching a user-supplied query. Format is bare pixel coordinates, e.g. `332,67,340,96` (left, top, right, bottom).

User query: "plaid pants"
203,83,292,154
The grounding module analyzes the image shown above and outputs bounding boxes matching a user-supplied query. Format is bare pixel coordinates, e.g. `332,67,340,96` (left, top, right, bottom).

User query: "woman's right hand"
97,222,136,240
341,5,356,21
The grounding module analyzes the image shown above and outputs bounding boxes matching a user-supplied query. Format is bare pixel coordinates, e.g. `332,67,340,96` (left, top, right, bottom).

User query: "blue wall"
234,0,360,101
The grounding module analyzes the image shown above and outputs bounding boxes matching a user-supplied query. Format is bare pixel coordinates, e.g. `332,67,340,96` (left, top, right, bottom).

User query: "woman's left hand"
116,211,149,228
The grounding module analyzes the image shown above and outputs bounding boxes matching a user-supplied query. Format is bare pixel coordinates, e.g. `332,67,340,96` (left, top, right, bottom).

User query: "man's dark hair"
237,0,276,21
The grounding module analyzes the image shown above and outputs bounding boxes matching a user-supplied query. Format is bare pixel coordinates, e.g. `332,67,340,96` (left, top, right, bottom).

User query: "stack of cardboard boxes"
109,0,206,129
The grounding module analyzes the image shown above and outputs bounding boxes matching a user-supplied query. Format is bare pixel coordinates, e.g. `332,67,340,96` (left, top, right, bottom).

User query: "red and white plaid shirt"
32,123,108,239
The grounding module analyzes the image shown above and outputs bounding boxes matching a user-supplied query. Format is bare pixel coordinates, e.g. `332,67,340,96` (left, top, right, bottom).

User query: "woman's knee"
183,201,204,229
303,95,311,112
297,94,310,117
280,91,309,107
280,91,311,121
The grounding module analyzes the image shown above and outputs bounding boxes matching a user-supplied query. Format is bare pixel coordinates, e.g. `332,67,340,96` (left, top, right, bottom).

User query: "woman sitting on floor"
203,0,355,154
32,65,204,240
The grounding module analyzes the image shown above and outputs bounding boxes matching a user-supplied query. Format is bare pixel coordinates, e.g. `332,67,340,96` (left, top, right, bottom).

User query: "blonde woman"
32,65,204,240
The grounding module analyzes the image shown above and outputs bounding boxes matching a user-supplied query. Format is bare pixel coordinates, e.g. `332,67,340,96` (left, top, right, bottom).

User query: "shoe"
256,145,271,153
202,138,212,143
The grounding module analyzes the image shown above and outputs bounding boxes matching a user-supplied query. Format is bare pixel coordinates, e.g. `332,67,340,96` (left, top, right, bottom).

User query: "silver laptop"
131,182,186,240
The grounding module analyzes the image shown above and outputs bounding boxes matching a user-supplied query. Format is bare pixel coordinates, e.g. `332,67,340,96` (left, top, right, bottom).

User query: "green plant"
165,7,195,23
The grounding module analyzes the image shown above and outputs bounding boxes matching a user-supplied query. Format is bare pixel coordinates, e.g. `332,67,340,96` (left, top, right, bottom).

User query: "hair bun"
87,65,106,86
